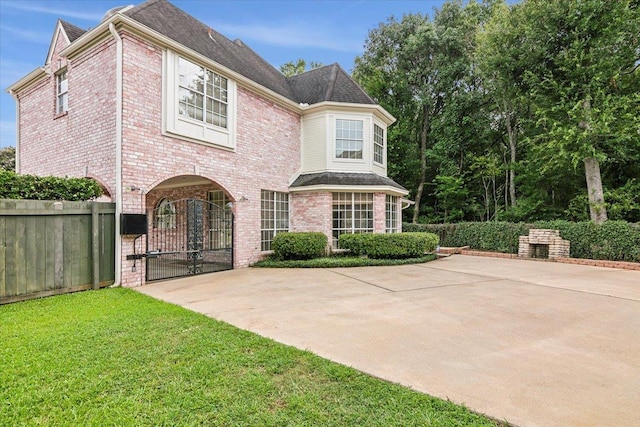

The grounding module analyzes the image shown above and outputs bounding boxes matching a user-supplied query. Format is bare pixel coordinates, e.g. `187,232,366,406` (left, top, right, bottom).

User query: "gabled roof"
123,0,296,101
287,64,376,105
59,20,86,43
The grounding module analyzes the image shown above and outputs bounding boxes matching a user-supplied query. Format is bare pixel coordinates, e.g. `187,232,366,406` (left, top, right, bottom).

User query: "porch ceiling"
152,175,212,190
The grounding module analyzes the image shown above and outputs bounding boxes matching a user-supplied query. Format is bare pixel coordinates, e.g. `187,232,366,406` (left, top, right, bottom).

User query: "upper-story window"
56,70,68,115
373,124,384,164
335,119,363,159
178,57,228,128
164,51,236,149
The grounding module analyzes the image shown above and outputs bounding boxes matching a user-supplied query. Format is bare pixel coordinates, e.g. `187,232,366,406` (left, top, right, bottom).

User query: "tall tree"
354,1,483,223
515,0,640,223
279,59,324,77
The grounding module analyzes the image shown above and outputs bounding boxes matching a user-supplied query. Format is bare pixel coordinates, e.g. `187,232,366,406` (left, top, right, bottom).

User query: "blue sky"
0,0,449,148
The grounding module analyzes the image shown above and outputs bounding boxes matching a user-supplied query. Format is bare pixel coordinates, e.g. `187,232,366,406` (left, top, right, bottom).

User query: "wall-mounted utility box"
120,213,147,235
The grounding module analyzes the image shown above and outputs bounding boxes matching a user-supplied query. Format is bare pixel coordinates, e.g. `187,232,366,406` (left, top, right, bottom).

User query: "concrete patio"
136,255,640,427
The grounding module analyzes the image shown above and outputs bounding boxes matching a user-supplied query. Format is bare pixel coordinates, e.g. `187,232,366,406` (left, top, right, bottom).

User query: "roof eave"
59,14,303,114
288,183,408,197
301,101,396,125
6,67,48,95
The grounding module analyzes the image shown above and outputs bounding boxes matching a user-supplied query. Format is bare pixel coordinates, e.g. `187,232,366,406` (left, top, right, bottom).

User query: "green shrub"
338,232,439,259
404,221,640,262
272,232,327,260
0,170,103,201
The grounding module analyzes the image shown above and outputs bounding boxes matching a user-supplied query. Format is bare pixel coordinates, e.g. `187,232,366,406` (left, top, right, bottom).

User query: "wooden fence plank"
1,201,116,303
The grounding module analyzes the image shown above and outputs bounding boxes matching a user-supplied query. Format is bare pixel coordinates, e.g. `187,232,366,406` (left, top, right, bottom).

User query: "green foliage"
272,232,328,260
339,232,439,259
253,254,437,268
0,147,15,171
404,221,640,262
0,170,103,201
279,59,324,77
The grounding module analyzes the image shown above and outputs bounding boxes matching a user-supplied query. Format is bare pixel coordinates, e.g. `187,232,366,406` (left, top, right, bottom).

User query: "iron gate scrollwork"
146,198,233,281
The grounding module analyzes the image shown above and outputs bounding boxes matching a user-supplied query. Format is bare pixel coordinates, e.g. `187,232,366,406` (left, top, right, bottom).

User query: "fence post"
92,202,99,290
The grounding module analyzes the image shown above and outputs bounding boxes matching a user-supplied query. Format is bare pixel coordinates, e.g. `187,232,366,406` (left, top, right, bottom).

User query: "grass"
0,288,499,426
253,254,438,268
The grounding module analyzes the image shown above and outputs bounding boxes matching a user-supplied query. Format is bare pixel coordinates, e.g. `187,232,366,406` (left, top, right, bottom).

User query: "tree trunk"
504,104,517,207
412,105,429,224
583,157,607,224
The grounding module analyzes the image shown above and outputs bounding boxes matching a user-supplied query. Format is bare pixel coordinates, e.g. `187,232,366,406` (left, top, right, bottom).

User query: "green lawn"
1,289,499,426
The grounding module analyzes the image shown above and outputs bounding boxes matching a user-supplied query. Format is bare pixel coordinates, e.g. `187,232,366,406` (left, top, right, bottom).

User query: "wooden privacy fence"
0,199,116,304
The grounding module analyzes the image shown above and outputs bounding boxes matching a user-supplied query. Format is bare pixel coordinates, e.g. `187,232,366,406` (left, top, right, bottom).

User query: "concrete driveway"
136,255,640,427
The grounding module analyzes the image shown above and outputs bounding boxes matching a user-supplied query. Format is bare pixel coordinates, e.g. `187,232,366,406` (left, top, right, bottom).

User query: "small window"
374,124,384,164
335,119,363,159
261,190,289,251
56,70,68,114
385,195,398,233
155,198,176,229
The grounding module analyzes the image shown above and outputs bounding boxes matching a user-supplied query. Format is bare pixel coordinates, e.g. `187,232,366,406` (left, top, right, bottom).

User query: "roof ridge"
323,63,339,101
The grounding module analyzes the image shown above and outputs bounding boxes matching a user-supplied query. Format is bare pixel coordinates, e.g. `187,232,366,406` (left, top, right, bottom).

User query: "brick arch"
85,174,113,200
144,173,236,201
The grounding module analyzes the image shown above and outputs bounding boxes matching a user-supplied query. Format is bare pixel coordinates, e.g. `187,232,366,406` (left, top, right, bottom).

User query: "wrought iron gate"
146,198,233,281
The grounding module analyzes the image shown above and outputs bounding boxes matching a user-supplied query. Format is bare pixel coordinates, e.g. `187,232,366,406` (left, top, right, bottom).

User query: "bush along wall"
0,170,103,201
404,221,640,262
339,232,439,259
272,232,328,260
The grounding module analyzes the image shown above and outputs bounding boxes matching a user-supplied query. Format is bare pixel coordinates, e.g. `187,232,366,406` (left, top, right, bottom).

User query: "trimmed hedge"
404,221,640,262
0,170,103,201
339,232,439,259
272,232,328,260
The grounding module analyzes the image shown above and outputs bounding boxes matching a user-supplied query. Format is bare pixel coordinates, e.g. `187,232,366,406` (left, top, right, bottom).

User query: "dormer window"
335,119,363,159
56,70,68,115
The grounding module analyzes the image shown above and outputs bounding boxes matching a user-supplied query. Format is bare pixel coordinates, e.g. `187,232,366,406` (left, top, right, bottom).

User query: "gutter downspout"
109,23,123,287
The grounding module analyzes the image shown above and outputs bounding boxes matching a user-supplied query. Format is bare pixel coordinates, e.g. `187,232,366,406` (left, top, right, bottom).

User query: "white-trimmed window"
332,192,373,247
374,124,384,164
261,190,289,251
178,57,228,128
56,70,68,114
385,195,398,233
208,190,232,249
164,51,236,149
335,119,363,159
155,198,176,229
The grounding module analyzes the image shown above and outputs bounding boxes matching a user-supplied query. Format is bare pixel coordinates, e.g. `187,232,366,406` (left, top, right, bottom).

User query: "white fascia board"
45,21,71,66
288,184,408,197
6,67,47,95
60,14,303,114
300,101,396,126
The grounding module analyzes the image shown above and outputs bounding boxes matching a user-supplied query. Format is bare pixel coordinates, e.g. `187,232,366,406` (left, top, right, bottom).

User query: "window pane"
336,119,363,159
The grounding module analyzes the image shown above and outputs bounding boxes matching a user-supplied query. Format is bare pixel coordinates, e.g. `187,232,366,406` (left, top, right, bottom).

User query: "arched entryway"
145,175,233,281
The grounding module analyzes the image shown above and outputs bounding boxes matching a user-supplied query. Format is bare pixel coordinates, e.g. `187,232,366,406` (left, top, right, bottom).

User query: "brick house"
7,0,408,287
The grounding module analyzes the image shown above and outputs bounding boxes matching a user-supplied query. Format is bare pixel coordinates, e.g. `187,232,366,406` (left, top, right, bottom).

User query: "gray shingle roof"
287,64,375,105
60,20,86,42
121,0,372,105
290,172,407,191
124,0,296,100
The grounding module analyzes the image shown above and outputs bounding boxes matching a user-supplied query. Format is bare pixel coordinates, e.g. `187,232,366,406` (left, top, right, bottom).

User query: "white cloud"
210,21,363,53
0,120,16,148
2,1,103,22
0,25,50,45
0,59,42,89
